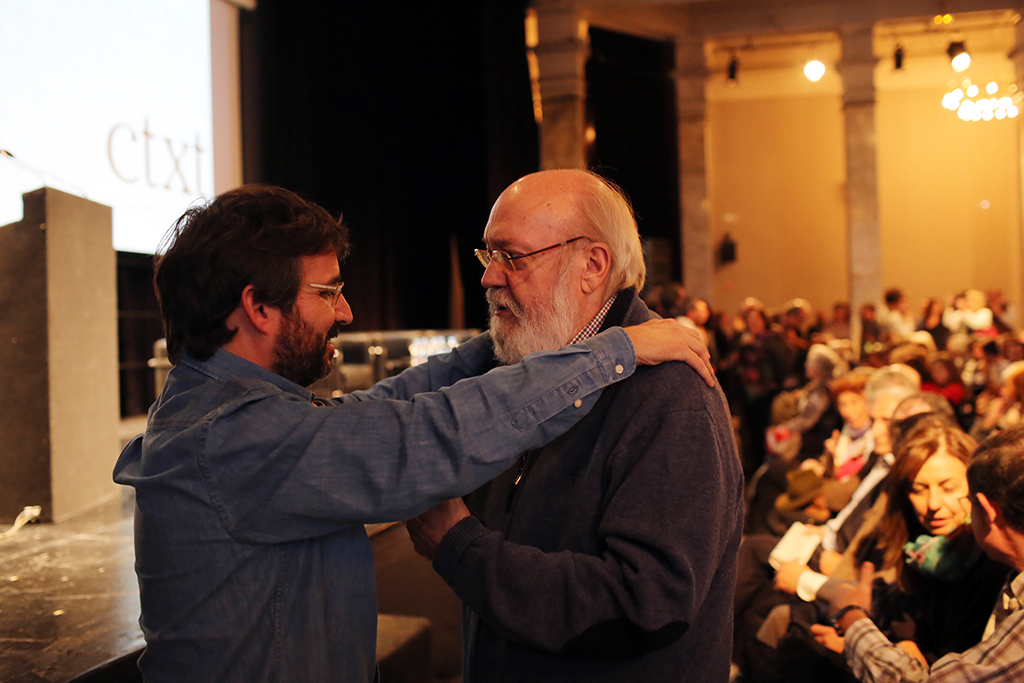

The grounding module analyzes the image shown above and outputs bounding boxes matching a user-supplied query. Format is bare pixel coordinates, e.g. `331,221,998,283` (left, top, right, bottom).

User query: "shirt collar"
1009,571,1024,603
568,293,619,345
178,348,316,401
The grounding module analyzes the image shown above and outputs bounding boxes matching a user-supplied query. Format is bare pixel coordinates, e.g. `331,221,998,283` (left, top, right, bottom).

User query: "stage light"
894,45,904,70
727,56,739,83
804,60,825,82
947,41,971,72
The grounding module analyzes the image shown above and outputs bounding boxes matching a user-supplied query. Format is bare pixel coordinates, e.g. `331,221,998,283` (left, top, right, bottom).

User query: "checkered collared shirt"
569,293,618,345
844,571,1024,683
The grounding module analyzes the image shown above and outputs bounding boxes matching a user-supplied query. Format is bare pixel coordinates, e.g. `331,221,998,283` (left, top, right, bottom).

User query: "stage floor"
0,491,142,682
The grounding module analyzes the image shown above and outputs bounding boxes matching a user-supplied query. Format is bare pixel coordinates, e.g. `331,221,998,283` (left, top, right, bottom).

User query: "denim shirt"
113,329,636,683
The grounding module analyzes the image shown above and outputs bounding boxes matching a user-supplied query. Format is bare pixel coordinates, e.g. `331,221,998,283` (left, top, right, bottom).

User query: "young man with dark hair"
113,184,713,682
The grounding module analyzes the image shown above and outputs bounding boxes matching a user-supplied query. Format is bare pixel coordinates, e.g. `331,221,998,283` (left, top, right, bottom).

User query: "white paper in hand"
768,521,823,569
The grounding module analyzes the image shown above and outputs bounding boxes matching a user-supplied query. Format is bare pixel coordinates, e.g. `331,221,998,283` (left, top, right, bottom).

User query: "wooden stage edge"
0,490,142,682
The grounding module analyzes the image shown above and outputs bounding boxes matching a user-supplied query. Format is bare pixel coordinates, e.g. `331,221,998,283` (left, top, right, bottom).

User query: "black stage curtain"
586,27,681,285
241,1,538,332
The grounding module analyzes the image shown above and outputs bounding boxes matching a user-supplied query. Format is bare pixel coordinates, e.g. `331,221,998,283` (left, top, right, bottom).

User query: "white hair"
865,364,920,407
575,172,646,294
806,343,846,380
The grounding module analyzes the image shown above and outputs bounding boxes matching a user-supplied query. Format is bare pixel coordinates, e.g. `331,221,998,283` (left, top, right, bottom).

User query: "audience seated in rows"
644,286,1024,683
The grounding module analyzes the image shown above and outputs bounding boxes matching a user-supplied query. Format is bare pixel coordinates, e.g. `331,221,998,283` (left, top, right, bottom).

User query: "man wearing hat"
768,467,833,536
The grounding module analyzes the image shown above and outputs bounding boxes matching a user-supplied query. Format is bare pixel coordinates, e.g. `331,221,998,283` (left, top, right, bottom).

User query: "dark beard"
271,311,340,387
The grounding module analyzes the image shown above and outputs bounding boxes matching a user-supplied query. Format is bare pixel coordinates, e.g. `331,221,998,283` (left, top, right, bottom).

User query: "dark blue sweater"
432,290,745,682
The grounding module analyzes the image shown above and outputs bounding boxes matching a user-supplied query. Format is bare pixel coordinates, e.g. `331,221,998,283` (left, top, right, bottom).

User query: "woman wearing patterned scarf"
811,417,1010,668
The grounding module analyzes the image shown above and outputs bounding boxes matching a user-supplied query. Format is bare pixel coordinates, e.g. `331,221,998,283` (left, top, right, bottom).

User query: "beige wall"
707,93,848,316
876,76,1020,317
705,42,1021,321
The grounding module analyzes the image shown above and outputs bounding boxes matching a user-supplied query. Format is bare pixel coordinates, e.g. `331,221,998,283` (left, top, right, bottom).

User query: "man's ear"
580,241,612,295
975,492,1003,528
238,284,278,336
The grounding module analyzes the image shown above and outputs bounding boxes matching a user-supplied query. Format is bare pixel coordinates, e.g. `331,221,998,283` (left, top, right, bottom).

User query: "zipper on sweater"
504,451,530,513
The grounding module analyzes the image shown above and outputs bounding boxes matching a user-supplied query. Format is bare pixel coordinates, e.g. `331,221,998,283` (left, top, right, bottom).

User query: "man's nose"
480,260,508,289
335,294,354,325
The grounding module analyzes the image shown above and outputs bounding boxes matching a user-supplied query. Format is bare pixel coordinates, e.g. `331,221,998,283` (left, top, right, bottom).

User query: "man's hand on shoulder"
406,498,471,561
624,318,715,386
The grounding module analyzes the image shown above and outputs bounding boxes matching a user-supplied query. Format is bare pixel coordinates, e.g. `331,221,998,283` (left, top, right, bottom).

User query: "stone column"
1010,21,1024,317
674,34,712,301
534,5,588,170
0,188,120,522
837,24,882,356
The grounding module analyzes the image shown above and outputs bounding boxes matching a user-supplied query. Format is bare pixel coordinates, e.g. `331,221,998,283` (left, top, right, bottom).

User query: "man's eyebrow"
484,239,526,253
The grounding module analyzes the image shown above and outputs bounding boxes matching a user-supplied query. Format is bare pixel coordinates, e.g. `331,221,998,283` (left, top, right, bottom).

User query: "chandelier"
942,78,1021,121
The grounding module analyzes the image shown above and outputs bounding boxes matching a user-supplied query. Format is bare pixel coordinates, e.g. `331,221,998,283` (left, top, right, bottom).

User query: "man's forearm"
844,618,929,683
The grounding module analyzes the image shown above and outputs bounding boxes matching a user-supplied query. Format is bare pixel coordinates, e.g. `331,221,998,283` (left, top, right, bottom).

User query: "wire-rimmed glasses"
474,236,588,274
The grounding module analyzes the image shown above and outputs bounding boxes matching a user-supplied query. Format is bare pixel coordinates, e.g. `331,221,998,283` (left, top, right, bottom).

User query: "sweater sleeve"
432,398,742,658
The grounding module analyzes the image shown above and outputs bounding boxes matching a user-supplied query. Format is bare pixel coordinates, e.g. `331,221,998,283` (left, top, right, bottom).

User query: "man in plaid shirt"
831,425,1024,683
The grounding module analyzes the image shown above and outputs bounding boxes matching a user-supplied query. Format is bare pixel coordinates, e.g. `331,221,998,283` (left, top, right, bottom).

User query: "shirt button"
615,364,624,374
574,399,583,408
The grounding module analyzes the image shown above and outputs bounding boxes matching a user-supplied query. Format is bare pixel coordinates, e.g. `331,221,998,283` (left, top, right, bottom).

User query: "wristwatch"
830,604,868,636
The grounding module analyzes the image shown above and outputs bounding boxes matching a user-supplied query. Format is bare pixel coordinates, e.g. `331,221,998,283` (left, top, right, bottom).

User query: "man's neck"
221,305,278,371
1005,527,1024,572
568,291,619,346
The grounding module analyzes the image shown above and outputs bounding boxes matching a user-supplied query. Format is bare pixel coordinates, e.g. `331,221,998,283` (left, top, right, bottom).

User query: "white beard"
488,261,580,365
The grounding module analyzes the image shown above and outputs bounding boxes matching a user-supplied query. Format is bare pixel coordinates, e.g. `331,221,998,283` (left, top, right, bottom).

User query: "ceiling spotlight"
894,45,904,70
947,41,971,72
727,55,739,82
804,60,825,83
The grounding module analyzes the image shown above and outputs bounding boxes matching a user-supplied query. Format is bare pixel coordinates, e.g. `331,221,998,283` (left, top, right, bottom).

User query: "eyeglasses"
474,236,588,274
308,282,345,306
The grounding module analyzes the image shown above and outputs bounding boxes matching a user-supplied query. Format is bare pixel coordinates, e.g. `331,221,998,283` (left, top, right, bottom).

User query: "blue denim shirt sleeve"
116,327,637,543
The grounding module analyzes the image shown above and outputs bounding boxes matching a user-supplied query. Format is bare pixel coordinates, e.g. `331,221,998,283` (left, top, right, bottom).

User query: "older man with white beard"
407,169,744,683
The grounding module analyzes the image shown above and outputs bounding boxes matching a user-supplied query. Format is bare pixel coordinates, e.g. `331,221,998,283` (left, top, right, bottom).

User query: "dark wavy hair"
969,424,1024,531
154,184,349,363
